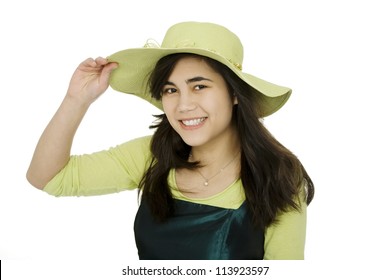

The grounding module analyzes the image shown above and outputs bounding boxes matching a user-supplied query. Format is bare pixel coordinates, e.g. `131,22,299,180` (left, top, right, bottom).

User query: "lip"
179,117,207,130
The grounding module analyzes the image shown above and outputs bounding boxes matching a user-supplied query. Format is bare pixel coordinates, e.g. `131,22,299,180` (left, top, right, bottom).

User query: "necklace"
190,152,240,186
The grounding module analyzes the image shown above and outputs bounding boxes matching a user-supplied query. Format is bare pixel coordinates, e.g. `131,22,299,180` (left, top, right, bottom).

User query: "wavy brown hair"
140,53,314,230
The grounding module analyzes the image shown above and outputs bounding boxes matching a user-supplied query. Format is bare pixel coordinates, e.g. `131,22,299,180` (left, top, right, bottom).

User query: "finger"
77,58,98,70
95,56,109,66
84,57,97,65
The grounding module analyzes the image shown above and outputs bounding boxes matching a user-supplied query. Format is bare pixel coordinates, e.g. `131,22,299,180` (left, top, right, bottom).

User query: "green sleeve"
43,135,153,197
263,196,307,260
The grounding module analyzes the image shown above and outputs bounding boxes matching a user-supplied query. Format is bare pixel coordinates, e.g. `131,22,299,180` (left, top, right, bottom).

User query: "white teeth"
182,117,205,126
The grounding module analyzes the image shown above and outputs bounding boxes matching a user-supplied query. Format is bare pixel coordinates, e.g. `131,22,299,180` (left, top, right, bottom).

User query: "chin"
179,134,208,148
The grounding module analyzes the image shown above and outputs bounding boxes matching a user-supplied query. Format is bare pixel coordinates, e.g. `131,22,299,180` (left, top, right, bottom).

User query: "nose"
177,92,197,113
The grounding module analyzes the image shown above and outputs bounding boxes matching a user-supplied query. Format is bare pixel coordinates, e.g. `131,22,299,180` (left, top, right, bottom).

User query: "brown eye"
194,85,207,91
162,87,177,95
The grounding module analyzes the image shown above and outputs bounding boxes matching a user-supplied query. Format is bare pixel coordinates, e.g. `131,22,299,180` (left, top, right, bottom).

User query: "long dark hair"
140,53,314,230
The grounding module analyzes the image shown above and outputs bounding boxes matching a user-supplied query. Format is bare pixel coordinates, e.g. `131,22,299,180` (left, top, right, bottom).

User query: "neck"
190,131,241,176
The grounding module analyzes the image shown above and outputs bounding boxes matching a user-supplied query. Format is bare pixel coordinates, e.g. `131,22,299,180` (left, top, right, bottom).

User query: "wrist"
61,94,92,117
63,92,93,110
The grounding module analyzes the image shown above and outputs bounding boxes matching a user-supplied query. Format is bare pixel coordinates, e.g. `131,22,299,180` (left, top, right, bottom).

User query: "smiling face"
161,56,238,149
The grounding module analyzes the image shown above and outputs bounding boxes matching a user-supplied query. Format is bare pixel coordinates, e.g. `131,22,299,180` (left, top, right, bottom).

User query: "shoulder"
112,135,153,155
122,134,153,146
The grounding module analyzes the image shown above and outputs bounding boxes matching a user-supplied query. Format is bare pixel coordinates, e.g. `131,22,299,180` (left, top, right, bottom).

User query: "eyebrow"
185,76,213,84
164,76,213,86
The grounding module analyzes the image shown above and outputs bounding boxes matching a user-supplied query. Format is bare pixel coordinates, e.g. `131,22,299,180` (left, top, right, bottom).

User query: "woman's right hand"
66,57,118,105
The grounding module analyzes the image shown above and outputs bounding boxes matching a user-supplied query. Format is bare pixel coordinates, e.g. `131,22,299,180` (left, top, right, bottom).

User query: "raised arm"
26,57,118,189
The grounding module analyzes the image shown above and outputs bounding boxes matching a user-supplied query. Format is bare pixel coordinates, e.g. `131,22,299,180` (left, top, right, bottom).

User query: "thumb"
100,62,118,88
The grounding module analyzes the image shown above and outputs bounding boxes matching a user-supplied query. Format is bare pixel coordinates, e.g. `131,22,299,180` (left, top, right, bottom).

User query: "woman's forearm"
26,95,90,189
26,57,118,189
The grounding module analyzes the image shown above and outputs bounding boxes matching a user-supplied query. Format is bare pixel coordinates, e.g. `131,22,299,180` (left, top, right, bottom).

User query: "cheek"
211,95,235,117
162,97,173,114
162,99,178,126
219,101,236,125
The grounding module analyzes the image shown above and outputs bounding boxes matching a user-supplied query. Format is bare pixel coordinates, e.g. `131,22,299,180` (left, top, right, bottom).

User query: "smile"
180,117,207,127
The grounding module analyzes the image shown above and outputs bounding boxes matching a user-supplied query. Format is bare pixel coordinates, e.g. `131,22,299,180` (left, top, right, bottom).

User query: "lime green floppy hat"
108,21,291,117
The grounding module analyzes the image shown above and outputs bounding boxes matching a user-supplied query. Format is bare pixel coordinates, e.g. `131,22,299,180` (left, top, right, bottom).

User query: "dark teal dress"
134,199,264,260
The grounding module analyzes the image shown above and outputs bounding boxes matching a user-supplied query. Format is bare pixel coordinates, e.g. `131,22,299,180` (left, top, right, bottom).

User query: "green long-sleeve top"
44,135,307,260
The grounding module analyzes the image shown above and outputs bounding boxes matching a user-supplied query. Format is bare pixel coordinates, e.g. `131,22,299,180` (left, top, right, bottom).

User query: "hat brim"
108,47,291,117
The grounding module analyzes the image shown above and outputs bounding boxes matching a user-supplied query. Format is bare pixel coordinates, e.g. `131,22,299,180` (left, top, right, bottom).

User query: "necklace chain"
191,152,240,186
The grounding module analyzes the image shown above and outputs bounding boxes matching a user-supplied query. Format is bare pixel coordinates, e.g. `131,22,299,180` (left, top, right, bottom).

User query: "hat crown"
161,22,244,70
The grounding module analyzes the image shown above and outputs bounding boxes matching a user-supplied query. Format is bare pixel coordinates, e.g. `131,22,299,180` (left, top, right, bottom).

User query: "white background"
1,0,389,278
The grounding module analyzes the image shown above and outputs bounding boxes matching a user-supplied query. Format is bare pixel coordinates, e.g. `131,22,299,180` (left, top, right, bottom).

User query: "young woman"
26,22,314,260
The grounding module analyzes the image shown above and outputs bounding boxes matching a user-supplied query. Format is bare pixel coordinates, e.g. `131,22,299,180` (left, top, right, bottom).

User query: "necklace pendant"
204,181,209,186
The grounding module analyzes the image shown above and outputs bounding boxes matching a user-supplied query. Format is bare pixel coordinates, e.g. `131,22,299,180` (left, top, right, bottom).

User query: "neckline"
170,169,241,201
172,197,247,211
